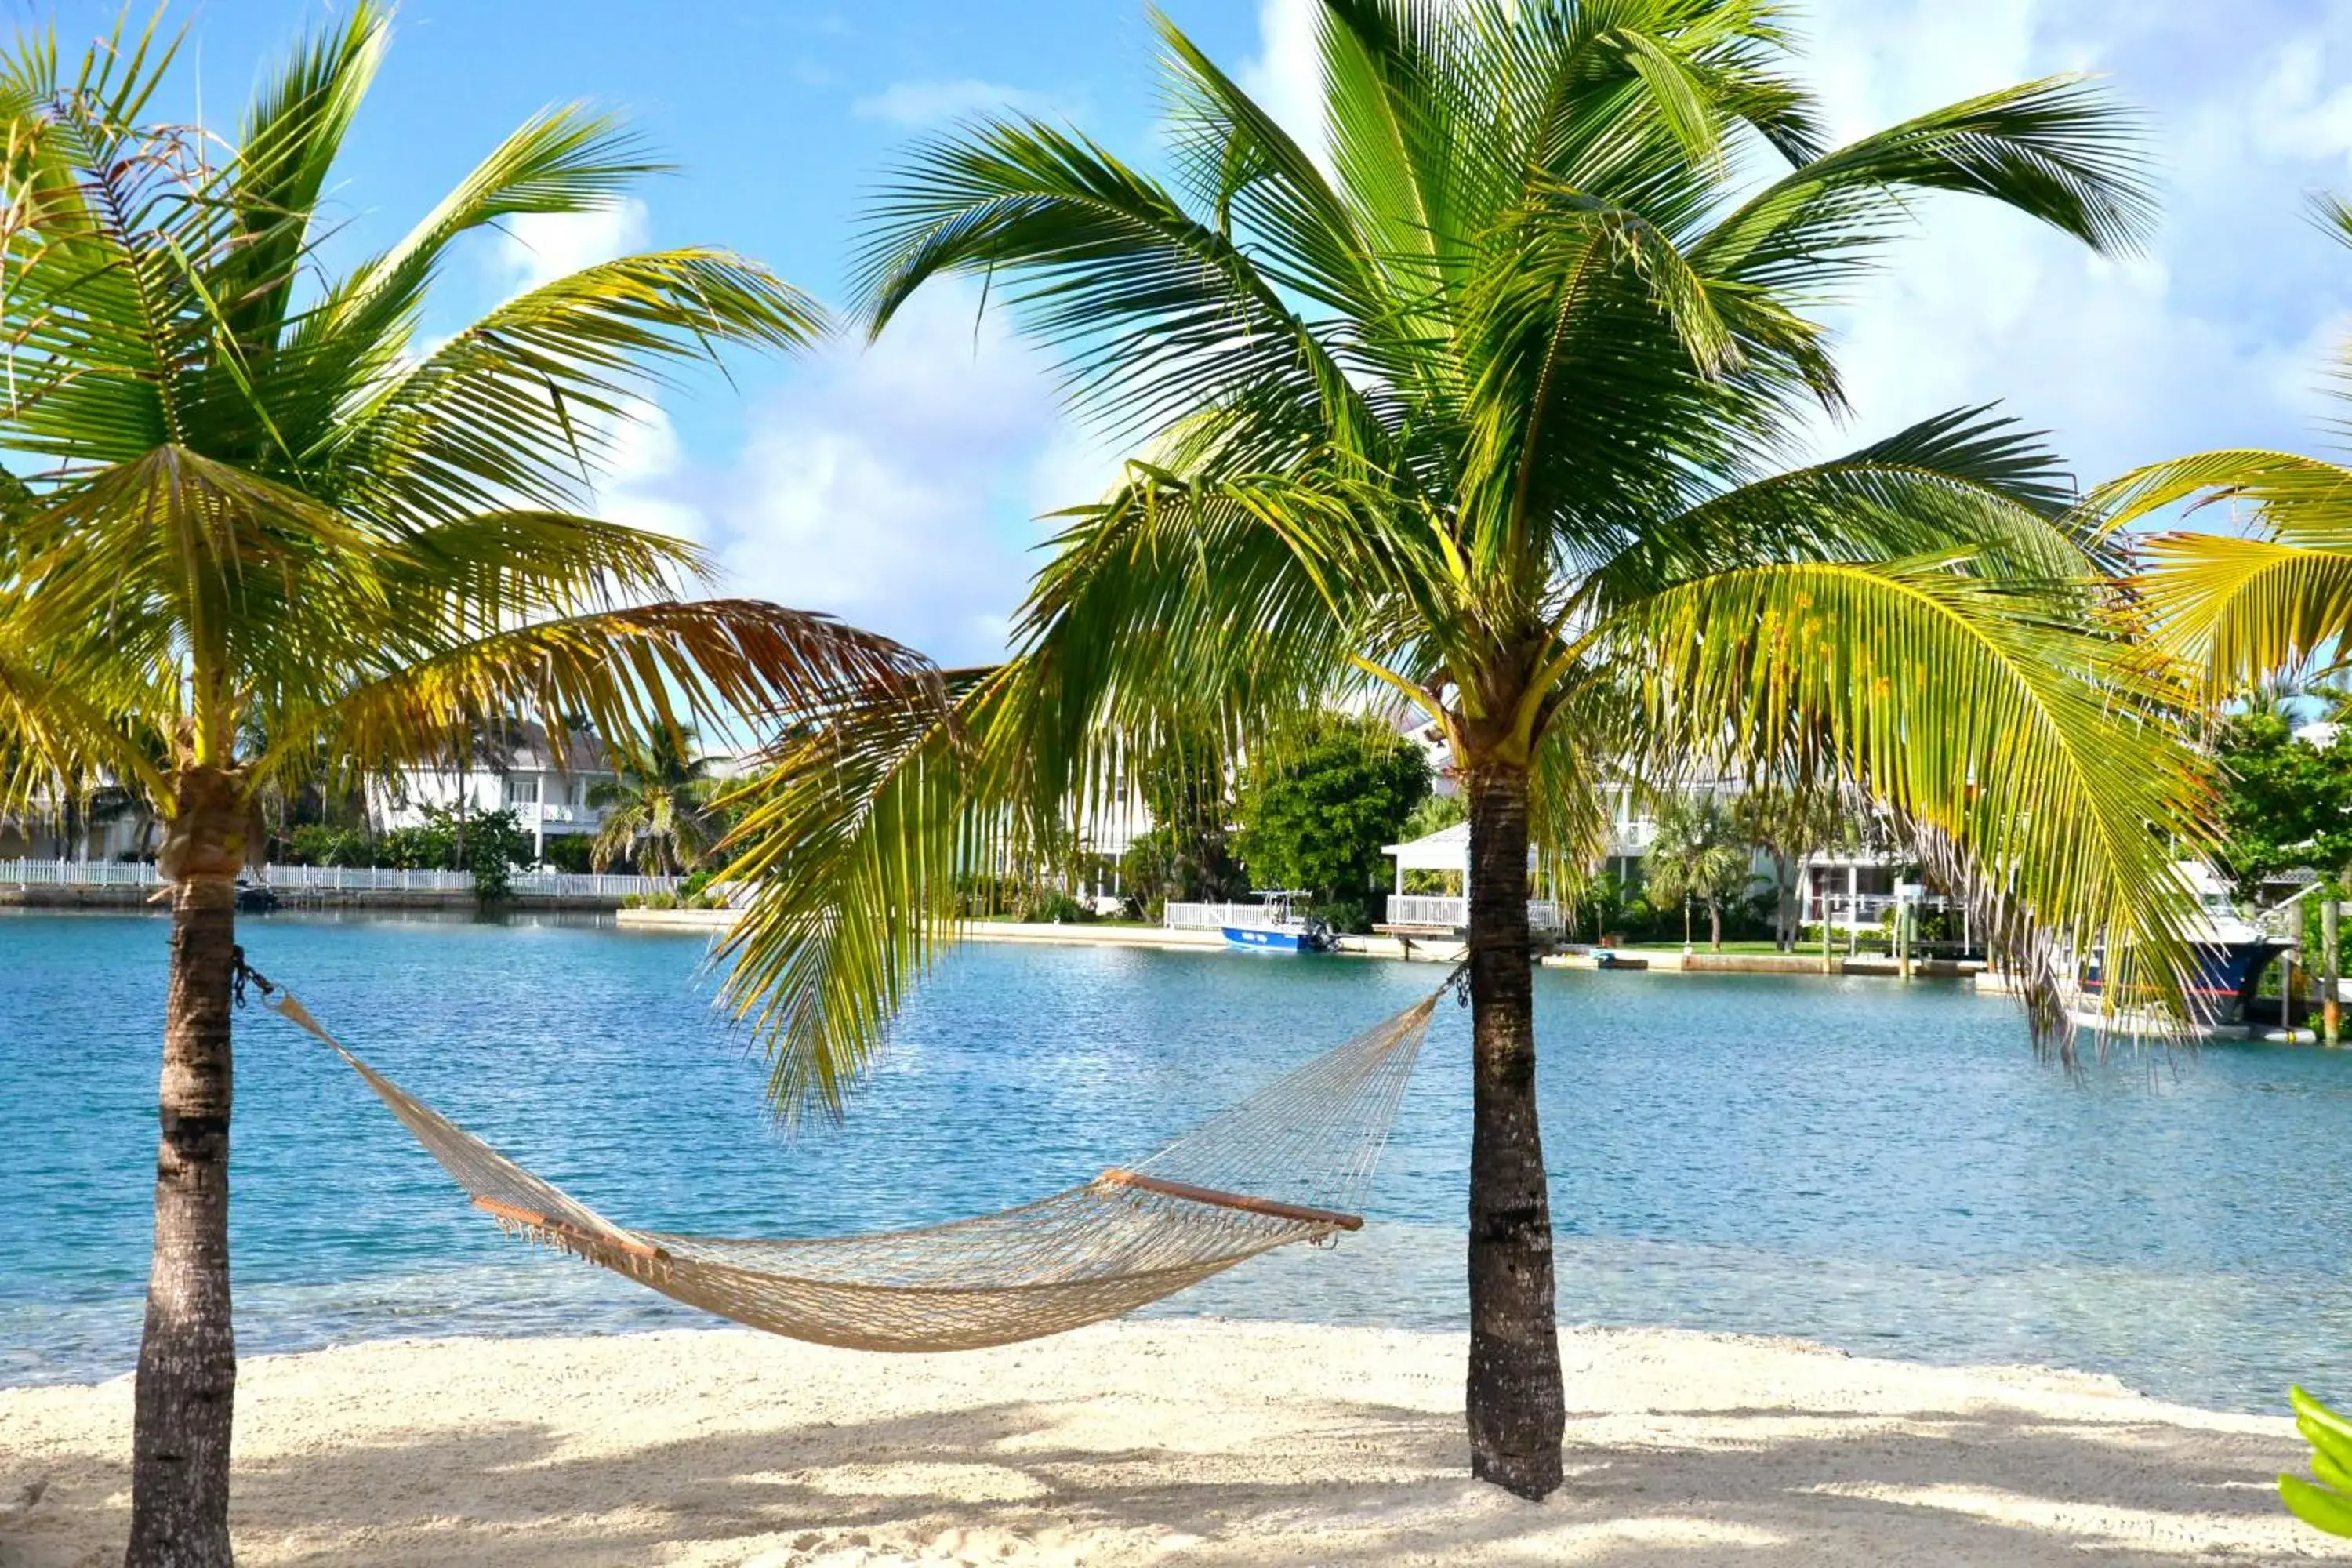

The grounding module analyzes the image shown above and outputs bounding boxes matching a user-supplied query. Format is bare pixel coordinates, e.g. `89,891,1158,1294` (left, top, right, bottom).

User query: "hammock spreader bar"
256,973,1446,1353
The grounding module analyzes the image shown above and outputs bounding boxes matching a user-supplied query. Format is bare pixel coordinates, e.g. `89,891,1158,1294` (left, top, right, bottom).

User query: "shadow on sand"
9,1381,2343,1566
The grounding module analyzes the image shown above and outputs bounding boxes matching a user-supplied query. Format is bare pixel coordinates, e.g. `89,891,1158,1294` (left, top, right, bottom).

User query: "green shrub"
1019,888,1091,924
538,833,595,873
285,824,371,867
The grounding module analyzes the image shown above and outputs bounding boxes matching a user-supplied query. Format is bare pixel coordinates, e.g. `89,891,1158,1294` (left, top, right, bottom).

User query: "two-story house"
368,722,619,866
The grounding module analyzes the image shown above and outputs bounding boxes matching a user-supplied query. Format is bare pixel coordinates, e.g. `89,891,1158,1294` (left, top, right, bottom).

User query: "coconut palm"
0,13,936,1563
720,0,2212,1498
1644,792,1750,949
589,728,720,873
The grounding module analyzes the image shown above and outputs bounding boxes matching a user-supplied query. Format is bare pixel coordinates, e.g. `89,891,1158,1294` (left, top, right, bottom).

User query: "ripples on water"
6,909,2352,1412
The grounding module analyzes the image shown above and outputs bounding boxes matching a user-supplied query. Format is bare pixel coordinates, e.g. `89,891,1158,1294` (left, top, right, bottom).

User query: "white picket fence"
259,865,473,893
0,859,679,902
0,858,161,887
510,871,681,900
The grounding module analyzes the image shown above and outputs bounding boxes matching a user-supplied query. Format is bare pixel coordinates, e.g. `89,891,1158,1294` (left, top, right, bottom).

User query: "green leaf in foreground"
2280,1386,2352,1535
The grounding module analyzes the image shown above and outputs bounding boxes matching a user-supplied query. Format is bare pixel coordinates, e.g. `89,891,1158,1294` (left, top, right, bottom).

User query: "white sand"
4,1320,2344,1566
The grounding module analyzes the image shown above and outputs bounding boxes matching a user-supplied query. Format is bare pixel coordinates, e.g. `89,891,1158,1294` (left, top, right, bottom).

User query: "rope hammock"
258,974,1444,1353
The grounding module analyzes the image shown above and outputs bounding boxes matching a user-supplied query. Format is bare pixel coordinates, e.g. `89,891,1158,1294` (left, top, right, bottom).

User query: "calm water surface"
6,910,2351,1412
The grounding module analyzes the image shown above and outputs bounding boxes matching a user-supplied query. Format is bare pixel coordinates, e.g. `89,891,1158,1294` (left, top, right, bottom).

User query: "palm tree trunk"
1771,851,1793,950
1463,761,1565,1500
129,778,246,1567
1709,898,1723,951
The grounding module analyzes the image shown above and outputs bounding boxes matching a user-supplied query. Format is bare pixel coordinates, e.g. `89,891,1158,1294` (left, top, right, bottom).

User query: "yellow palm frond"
1613,556,2212,1051
2136,533,2352,693
265,600,942,788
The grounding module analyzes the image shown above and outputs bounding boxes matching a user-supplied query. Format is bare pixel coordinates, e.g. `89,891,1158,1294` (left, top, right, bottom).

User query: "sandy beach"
4,1319,2344,1566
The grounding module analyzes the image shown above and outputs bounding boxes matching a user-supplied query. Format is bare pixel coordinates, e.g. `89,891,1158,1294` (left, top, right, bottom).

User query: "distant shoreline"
614,906,1987,978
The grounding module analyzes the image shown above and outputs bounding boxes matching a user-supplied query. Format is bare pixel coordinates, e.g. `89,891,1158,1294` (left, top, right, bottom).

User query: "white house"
369,722,619,865
1382,774,1929,933
0,798,148,862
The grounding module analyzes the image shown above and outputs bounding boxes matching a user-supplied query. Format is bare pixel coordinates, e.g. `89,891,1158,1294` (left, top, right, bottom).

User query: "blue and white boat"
1220,891,1336,954
2074,862,2296,1031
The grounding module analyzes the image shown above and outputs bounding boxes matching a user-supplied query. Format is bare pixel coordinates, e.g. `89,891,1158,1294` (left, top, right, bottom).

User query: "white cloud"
1237,0,1324,154
852,78,1058,127
656,282,1083,664
2248,35,2352,170
1797,0,2352,485
594,397,709,550
492,198,651,295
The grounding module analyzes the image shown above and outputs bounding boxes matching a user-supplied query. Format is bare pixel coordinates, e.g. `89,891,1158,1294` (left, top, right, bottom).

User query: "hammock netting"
266,983,1439,1353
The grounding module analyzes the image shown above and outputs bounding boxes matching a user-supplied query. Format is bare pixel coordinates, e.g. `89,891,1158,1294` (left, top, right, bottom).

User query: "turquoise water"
8,911,2352,1413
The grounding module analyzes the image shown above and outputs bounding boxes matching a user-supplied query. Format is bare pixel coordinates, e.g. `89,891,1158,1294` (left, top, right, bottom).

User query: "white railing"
0,858,162,887
1383,895,1565,932
1166,895,1569,934
1163,902,1261,931
0,858,679,903
1803,892,1952,925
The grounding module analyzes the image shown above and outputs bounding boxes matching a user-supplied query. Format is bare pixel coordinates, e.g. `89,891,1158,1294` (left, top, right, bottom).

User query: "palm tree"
720,0,2212,1499
1644,792,1749,950
590,728,720,873
1734,782,1857,949
0,14,936,1563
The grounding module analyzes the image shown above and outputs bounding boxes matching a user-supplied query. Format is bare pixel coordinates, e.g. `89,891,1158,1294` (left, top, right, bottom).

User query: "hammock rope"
255,967,1447,1353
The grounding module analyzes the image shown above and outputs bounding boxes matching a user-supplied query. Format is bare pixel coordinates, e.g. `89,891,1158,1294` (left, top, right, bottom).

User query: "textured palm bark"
129,773,247,1568
1462,762,1565,1500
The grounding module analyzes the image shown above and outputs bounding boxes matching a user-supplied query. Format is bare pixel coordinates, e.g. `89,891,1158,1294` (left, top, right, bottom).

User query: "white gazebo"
1382,821,1471,894
1379,822,1559,934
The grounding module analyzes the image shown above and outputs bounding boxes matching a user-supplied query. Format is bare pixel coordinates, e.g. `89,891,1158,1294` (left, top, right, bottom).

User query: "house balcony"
505,801,599,828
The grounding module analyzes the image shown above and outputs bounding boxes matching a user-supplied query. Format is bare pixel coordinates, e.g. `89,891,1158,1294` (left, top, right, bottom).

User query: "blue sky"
21,1,2352,663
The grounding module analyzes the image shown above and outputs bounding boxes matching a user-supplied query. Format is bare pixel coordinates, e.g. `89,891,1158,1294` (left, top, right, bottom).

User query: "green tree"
1234,714,1430,927
1116,724,1243,913
590,728,720,875
0,13,935,1561
1643,792,1751,950
2212,713,2352,898
1402,793,1467,840
724,0,2212,1497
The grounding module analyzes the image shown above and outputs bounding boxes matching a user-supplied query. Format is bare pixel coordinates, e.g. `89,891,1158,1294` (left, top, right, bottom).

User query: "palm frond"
715,670,994,1118
2136,534,2352,691
265,600,941,789
328,249,822,520
856,115,1375,447
1694,74,2155,296
1613,555,2212,1056
211,5,387,366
